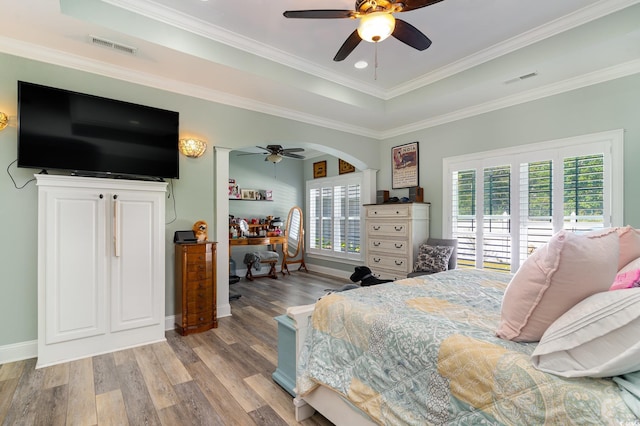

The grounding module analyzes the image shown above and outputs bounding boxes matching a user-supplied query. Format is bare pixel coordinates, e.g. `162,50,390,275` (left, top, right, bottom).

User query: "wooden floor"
0,270,347,426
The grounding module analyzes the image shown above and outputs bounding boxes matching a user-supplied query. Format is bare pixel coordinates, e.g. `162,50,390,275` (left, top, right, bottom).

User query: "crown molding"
382,58,640,139
0,36,378,138
1,38,638,141
103,0,639,101
386,0,640,98
101,0,386,98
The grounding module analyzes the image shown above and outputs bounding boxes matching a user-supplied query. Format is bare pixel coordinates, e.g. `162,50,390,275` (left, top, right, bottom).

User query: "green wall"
381,73,640,237
228,152,304,270
1,51,639,351
0,53,378,348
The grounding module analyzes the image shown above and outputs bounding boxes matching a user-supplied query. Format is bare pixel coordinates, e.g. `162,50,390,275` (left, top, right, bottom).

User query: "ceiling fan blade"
283,153,305,159
282,148,304,154
396,0,445,12
334,30,362,62
392,19,432,51
283,10,354,19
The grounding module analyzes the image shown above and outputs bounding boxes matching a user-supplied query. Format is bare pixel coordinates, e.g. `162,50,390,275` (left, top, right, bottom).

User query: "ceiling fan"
283,0,443,61
240,145,306,163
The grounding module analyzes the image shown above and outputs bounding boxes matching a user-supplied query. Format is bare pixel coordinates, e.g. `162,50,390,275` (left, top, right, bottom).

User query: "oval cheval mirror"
282,206,308,275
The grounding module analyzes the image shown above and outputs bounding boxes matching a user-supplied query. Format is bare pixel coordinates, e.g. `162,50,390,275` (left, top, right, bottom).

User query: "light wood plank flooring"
0,271,347,426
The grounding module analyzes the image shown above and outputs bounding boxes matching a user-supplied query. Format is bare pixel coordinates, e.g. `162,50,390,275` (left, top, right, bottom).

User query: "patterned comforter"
297,268,638,425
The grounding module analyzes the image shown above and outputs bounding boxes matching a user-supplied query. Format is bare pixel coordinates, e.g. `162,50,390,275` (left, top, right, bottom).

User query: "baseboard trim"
0,339,37,364
2,266,351,364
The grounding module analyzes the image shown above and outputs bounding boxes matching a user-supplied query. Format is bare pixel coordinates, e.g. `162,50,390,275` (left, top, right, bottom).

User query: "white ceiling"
1,0,639,144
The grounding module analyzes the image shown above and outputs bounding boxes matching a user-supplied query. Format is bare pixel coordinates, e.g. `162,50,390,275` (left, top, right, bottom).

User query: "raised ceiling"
1,0,639,139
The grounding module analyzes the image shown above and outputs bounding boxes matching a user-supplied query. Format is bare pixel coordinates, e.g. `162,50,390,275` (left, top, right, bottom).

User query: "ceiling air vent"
89,35,137,55
504,71,538,85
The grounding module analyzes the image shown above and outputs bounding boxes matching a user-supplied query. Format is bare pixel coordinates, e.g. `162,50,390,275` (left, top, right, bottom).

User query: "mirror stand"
282,206,308,275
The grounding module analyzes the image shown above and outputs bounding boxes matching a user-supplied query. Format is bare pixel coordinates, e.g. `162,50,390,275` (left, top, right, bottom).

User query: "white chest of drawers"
364,203,430,280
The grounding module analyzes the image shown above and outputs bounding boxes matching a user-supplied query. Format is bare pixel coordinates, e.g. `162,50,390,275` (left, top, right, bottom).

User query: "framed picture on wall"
241,189,256,200
392,142,419,189
313,160,327,178
338,159,356,175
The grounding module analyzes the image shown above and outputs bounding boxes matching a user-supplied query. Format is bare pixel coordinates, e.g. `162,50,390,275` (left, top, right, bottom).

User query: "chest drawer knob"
373,225,381,231
394,226,404,231
373,257,381,263
373,241,381,247
395,243,404,248
395,260,404,266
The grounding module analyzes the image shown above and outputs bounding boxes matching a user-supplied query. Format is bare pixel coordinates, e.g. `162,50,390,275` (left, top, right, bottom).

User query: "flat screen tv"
17,81,179,180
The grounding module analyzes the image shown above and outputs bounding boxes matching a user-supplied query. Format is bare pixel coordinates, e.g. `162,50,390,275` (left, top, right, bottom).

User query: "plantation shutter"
307,175,362,260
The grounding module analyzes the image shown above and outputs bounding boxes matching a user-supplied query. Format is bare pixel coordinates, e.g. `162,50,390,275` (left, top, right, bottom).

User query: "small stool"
245,251,280,281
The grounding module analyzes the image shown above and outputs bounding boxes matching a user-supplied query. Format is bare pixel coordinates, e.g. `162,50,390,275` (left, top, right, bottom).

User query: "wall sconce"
178,138,207,158
0,112,8,131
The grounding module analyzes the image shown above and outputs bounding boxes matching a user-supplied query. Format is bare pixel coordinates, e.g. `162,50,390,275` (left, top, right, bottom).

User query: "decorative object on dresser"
364,202,429,280
392,141,419,188
36,175,167,368
192,220,208,242
175,241,217,335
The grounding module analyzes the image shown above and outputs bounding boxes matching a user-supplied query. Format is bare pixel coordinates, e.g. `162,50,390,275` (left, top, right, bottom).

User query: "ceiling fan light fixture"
357,12,395,43
266,153,283,163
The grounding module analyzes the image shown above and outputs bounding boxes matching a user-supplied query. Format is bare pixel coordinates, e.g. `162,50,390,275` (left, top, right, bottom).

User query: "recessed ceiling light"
354,61,368,69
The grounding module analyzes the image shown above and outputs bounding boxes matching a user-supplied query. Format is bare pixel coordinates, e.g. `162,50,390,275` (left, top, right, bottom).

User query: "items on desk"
229,215,284,238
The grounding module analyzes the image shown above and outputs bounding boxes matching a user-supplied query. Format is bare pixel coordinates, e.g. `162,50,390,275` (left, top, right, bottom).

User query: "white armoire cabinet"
36,175,167,367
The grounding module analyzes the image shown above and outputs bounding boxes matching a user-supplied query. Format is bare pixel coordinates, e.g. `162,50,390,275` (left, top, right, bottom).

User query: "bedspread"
298,268,638,425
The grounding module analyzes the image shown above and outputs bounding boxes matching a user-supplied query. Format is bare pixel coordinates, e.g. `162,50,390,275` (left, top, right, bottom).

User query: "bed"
288,268,640,425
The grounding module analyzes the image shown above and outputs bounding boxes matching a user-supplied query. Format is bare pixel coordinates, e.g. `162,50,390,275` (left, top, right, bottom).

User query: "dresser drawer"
367,238,409,255
367,222,409,238
366,205,410,218
187,270,212,281
367,254,410,273
185,310,214,327
187,252,211,264
370,268,407,281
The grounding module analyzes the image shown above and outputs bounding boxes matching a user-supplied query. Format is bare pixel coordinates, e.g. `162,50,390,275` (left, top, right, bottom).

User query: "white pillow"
531,288,640,378
619,256,640,273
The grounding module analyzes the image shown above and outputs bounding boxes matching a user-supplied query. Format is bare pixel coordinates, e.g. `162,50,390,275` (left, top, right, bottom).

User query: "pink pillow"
497,229,619,342
610,269,640,290
617,226,640,271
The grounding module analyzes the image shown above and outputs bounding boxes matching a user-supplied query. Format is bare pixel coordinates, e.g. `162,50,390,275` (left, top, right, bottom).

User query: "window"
444,130,623,273
307,174,362,261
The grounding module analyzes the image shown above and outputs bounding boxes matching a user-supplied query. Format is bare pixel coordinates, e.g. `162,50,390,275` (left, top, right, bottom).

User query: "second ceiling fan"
240,145,306,163
283,0,443,61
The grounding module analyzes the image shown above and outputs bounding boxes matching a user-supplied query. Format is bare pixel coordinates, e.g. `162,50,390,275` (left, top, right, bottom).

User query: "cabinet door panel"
45,190,107,344
111,192,163,332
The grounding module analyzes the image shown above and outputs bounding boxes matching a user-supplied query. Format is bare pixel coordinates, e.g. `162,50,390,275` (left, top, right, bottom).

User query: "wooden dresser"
364,203,430,280
175,242,217,335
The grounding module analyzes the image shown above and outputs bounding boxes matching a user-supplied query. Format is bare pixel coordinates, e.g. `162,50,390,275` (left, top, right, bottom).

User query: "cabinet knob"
99,194,104,199
113,194,118,200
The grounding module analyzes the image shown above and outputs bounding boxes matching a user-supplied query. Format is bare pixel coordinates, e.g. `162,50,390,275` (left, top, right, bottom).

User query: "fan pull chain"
374,42,379,80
